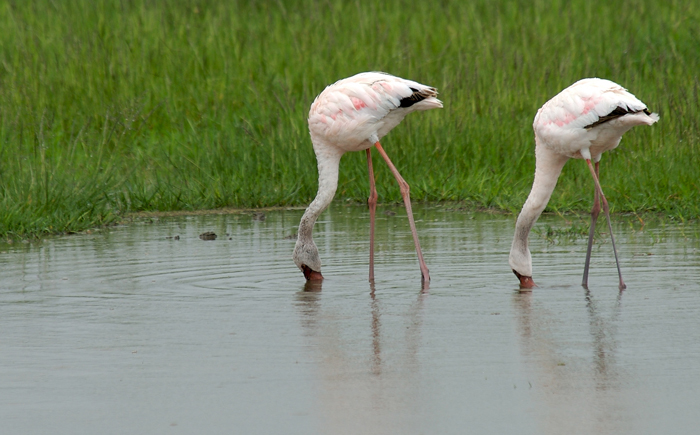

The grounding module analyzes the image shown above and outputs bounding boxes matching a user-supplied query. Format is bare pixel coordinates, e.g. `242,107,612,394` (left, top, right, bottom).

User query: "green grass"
0,0,698,238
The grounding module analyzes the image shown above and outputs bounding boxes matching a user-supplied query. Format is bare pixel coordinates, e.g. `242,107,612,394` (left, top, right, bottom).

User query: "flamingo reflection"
513,290,635,434
295,281,426,433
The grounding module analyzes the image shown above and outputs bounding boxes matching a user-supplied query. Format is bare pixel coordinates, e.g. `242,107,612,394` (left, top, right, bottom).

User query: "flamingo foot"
513,270,537,290
302,264,324,281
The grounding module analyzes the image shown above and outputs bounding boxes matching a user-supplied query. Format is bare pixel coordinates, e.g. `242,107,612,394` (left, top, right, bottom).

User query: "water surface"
1,205,699,434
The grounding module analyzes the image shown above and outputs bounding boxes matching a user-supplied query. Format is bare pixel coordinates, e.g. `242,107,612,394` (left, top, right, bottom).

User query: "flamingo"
293,72,443,283
510,78,659,291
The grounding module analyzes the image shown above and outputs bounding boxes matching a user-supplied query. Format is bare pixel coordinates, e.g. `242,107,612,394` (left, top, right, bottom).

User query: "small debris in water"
199,232,217,240
252,212,266,221
284,233,298,240
384,210,397,216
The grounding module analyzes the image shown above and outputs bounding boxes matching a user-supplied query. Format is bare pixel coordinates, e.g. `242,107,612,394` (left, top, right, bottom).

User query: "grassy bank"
0,0,698,238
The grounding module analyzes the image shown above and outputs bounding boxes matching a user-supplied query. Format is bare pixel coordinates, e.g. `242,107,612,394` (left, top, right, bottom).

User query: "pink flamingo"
293,72,442,283
510,78,659,290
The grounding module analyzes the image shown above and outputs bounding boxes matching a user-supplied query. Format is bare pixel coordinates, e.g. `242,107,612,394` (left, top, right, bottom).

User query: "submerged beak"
302,264,324,281
513,270,537,290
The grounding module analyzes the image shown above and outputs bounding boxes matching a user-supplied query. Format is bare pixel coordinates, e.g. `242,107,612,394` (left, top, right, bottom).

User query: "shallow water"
1,204,699,435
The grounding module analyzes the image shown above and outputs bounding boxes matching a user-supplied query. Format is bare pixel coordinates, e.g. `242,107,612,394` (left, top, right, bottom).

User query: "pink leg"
582,161,601,288
366,148,377,282
584,159,626,291
373,142,430,283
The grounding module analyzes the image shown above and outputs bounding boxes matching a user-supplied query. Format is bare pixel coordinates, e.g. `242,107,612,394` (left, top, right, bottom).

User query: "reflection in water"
1,206,699,434
513,290,633,435
585,289,622,392
303,280,324,293
295,282,426,434
369,283,381,376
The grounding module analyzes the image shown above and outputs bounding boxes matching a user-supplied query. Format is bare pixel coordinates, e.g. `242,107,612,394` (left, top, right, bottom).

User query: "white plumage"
510,78,659,290
294,72,442,283
533,78,659,160
308,72,443,152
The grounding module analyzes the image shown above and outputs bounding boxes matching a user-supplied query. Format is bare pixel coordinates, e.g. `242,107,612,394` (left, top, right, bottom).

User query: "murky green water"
1,204,699,434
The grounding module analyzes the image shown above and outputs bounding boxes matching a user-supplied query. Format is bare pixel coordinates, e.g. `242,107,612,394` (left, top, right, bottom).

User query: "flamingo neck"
297,145,343,243
509,143,568,277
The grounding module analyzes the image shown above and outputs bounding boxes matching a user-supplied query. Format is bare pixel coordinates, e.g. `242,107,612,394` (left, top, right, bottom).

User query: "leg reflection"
513,290,630,434
584,289,622,390
370,283,382,376
294,281,427,433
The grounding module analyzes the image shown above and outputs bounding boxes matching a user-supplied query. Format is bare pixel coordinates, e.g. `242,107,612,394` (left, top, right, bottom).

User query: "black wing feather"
584,107,651,129
399,87,436,108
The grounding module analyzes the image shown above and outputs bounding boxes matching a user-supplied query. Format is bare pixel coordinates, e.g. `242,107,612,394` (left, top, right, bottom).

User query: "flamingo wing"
533,78,656,156
536,79,652,130
308,72,441,151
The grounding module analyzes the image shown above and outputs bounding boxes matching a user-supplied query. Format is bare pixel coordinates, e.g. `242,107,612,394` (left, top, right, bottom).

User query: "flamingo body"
533,78,658,160
308,72,443,153
510,78,658,289
294,72,442,282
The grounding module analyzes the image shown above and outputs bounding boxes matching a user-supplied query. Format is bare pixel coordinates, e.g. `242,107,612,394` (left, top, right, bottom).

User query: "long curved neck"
298,144,344,242
510,143,568,276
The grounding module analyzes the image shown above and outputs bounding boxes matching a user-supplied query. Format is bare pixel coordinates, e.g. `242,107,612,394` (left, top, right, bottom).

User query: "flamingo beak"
513,270,537,290
302,264,324,281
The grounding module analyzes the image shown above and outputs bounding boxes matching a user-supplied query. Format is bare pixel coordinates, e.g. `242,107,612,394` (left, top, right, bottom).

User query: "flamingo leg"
366,148,377,282
584,159,626,291
373,141,430,283
582,161,601,288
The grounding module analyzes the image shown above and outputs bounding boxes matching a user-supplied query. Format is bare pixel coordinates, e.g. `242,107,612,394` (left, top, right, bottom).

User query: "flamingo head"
512,269,537,290
301,264,324,281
